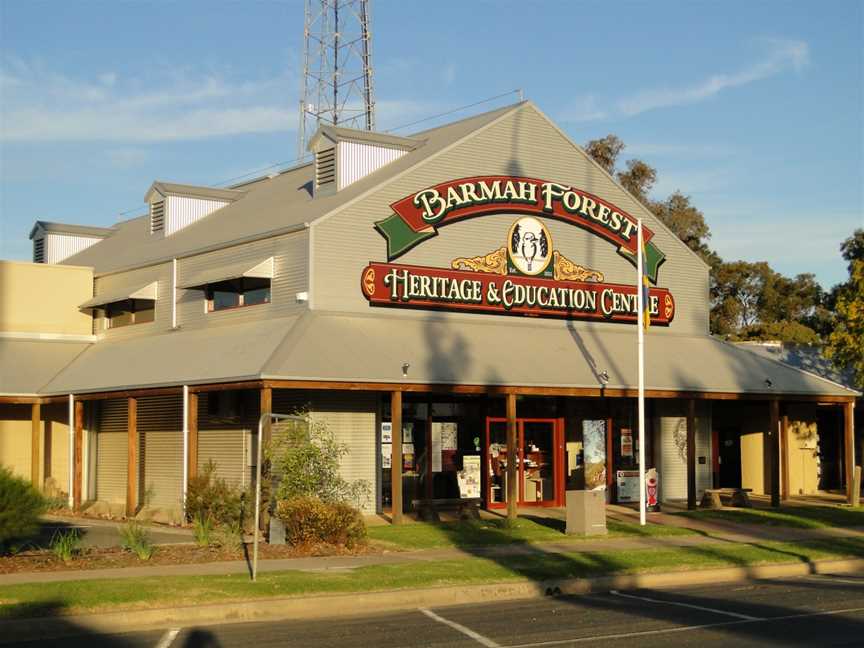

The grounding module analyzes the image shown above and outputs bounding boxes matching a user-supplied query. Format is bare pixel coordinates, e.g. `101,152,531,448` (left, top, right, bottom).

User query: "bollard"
853,465,862,508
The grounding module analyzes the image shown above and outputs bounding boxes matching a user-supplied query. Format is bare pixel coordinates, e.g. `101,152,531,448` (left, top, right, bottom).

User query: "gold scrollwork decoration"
451,247,507,275
553,251,604,282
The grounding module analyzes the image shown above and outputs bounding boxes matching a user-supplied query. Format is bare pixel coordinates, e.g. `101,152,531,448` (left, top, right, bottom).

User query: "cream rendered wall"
0,403,70,494
0,261,93,335
311,104,711,336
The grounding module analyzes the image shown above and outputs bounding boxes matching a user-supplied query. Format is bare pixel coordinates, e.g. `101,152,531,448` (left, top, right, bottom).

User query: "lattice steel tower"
298,0,375,158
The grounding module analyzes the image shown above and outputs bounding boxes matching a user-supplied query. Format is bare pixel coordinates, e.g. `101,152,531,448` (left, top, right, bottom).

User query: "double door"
486,418,563,507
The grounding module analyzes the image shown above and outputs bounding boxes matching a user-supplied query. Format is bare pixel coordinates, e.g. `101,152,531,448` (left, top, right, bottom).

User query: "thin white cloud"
558,95,608,123
618,39,810,117
0,60,298,142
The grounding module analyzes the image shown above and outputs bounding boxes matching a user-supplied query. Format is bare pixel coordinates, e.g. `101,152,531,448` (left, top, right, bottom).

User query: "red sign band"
361,262,675,325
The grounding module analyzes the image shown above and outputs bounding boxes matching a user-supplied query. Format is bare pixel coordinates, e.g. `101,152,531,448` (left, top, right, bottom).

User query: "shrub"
50,529,82,564
192,513,214,548
185,460,247,528
0,465,47,554
119,521,154,561
269,416,369,509
212,522,243,551
276,496,366,549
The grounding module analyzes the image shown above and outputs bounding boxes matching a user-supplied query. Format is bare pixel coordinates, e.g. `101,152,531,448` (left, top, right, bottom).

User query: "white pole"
637,220,647,526
67,394,74,509
171,258,178,329
182,385,189,511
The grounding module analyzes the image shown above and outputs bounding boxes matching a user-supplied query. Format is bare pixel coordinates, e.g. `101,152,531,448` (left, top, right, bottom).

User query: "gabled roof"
29,221,115,240
308,125,422,151
62,102,521,274
144,181,247,204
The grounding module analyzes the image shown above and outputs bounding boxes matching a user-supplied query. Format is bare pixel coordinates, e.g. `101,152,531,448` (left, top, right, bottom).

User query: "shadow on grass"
675,505,864,530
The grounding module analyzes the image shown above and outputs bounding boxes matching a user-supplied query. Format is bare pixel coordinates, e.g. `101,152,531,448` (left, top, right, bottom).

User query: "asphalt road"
12,572,864,647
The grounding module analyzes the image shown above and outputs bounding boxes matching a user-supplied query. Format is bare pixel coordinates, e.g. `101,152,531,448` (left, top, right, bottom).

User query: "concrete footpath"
2,518,863,586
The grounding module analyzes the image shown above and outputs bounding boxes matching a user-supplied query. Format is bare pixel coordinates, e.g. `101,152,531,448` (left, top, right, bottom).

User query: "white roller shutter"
198,393,250,489
95,399,128,504
139,395,183,510
658,416,688,501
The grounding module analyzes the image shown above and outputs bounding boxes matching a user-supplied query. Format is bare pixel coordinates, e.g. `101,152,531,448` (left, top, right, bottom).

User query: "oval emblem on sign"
507,216,552,276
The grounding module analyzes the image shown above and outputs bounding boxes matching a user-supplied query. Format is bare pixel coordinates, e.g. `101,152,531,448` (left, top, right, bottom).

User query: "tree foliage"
584,134,624,176
825,230,864,386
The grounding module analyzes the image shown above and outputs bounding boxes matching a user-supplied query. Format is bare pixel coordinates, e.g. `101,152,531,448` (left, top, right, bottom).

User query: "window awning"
80,281,158,309
177,257,274,290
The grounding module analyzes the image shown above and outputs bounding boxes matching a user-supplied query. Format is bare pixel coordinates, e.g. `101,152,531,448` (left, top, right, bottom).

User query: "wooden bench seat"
412,498,482,522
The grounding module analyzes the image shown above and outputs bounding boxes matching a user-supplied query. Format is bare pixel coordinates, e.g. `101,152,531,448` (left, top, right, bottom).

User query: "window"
103,299,155,328
206,277,271,312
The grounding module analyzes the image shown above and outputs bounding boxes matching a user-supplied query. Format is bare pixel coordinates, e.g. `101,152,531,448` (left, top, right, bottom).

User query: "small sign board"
616,470,640,502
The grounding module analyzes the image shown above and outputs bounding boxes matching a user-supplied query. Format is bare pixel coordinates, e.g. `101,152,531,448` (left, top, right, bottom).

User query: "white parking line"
420,608,501,647
609,589,763,620
508,605,864,647
154,628,181,648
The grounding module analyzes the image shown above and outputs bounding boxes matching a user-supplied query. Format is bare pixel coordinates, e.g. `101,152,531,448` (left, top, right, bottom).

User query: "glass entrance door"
486,418,560,507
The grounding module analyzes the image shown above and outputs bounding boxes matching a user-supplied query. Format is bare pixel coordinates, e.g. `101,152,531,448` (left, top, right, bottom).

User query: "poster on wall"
431,423,447,472
380,422,392,444
620,429,633,458
583,420,607,491
458,456,481,499
440,423,458,450
381,443,391,469
403,422,414,443
616,470,640,502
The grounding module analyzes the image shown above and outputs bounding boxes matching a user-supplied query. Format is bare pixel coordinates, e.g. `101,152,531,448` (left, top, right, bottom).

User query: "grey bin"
565,490,607,536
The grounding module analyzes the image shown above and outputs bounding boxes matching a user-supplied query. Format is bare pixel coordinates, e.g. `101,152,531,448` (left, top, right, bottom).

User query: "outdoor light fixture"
599,370,610,385
402,362,410,377
765,378,774,389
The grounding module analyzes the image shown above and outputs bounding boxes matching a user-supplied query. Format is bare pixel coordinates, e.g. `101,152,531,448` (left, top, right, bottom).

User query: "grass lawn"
3,537,863,620
367,517,694,550
676,505,864,530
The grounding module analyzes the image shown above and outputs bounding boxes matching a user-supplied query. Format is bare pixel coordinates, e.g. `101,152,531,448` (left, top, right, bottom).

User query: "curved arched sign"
367,176,675,326
374,176,665,282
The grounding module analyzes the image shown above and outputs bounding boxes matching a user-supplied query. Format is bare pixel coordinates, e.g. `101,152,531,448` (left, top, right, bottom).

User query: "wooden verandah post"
30,402,41,487
844,400,856,505
126,397,138,517
72,400,84,511
769,399,780,508
506,392,518,521
391,390,403,524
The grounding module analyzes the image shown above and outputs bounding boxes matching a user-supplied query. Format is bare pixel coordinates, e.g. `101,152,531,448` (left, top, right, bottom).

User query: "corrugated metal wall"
94,262,170,341
178,230,308,329
139,394,183,510
338,141,407,189
43,233,102,264
313,104,711,336
165,196,229,236
655,401,711,502
95,399,128,504
198,393,253,489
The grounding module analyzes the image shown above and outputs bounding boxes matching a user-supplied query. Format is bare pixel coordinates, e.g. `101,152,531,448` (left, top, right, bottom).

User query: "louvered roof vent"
28,221,114,264
144,182,247,237
308,125,422,197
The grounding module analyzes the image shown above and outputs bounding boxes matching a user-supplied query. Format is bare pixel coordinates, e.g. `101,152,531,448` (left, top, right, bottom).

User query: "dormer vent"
150,200,165,234
144,182,246,237
315,147,336,190
308,125,421,197
28,221,114,264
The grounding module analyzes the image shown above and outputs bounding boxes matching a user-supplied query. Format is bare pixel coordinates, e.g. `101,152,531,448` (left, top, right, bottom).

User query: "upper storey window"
103,298,155,328
206,277,271,312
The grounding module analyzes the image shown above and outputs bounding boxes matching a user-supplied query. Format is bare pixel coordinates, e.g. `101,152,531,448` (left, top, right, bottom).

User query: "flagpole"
637,219,647,526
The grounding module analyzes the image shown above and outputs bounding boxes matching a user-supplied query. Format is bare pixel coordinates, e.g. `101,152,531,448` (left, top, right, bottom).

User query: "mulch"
0,541,372,575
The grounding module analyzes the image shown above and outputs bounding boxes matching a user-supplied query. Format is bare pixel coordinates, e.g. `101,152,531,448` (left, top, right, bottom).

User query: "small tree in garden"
0,465,47,554
269,415,369,509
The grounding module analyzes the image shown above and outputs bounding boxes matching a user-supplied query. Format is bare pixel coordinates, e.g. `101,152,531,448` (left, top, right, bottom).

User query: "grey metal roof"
309,125,422,151
261,312,858,397
30,311,857,398
145,182,247,203
41,318,296,395
29,221,115,240
60,103,522,274
736,342,859,394
0,339,91,396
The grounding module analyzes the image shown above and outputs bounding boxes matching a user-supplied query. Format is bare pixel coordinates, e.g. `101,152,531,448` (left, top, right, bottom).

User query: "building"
0,102,858,524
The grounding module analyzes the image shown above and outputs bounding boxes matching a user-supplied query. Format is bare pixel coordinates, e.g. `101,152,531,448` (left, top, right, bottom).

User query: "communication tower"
298,0,375,158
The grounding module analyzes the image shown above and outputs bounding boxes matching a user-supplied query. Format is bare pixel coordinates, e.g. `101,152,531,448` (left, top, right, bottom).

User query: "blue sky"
1,0,861,288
